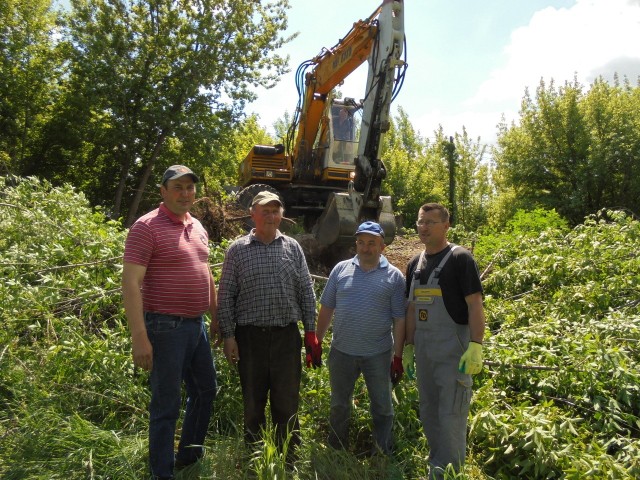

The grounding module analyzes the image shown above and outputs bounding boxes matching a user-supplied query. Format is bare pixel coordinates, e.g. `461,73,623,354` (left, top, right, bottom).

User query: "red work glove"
304,332,322,369
390,355,404,386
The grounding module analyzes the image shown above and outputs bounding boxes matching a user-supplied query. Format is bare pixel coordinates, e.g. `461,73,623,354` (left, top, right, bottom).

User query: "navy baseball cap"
355,221,384,237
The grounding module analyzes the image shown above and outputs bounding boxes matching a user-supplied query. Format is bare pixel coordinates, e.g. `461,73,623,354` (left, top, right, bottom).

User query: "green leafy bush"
474,209,640,479
1,177,639,479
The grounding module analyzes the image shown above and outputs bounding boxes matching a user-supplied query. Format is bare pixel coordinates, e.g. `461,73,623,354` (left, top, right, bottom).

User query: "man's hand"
402,344,415,380
223,337,240,366
131,332,153,371
458,341,483,375
209,317,222,347
390,355,404,386
304,332,322,368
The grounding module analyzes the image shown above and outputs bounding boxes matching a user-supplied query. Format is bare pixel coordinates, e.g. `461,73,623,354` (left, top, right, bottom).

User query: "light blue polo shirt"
320,255,406,356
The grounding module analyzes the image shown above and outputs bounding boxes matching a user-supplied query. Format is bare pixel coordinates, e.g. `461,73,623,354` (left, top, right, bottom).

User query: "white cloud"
442,0,640,144
473,0,640,102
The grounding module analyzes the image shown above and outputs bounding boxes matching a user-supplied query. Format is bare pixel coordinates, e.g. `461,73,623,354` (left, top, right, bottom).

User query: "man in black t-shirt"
404,203,486,480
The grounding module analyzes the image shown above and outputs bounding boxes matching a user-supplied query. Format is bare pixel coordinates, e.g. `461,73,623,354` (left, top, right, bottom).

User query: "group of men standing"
122,164,486,480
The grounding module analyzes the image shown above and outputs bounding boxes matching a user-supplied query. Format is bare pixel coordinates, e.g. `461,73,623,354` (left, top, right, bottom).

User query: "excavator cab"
316,100,359,184
328,103,358,167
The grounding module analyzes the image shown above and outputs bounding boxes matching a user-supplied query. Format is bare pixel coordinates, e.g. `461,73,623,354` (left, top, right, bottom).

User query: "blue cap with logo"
355,221,385,237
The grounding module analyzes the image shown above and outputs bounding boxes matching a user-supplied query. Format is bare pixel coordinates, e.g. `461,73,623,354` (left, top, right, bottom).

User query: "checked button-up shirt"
217,230,317,338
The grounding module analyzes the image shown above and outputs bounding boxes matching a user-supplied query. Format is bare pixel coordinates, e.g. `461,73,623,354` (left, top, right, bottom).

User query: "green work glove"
402,344,415,380
458,341,483,375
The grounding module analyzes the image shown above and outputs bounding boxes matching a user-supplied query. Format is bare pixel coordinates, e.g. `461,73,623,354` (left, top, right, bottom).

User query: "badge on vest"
418,309,428,321
413,287,440,304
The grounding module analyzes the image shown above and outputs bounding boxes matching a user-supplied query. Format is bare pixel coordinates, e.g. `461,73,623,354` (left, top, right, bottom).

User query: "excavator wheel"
235,184,284,230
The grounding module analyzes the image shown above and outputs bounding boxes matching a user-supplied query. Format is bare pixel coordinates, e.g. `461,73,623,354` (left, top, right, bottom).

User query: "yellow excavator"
236,0,407,248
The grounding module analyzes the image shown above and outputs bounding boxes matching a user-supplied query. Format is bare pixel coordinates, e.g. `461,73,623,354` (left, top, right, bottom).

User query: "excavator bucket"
313,191,396,247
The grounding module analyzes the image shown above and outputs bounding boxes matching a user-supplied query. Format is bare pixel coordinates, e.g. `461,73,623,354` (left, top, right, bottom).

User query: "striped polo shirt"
320,255,406,356
123,203,211,317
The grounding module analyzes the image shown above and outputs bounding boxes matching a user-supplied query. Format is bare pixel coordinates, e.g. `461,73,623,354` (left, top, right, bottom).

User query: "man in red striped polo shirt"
122,165,218,480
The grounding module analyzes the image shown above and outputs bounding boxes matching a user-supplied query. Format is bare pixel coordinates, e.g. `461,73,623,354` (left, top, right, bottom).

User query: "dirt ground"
381,233,424,273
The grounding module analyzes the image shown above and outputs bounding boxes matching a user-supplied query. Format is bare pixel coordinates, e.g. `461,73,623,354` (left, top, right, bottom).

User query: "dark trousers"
235,323,302,453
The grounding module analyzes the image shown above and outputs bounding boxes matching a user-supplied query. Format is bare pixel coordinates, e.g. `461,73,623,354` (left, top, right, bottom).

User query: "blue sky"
248,0,640,145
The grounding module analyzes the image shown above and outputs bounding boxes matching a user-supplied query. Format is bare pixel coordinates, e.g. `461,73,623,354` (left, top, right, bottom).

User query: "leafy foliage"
0,0,62,173
382,108,446,224
382,111,492,232
0,176,147,477
494,77,640,225
1,177,639,479
3,0,293,224
474,208,640,478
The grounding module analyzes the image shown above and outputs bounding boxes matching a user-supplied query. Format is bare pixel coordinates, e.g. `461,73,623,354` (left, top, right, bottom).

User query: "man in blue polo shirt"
316,221,406,455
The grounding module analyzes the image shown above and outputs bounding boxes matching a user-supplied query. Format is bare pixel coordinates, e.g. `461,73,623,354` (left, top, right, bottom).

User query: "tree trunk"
125,93,185,225
113,150,131,221
125,131,169,226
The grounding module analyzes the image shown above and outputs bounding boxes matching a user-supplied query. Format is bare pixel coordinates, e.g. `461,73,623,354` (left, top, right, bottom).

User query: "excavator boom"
236,0,407,252
293,5,383,162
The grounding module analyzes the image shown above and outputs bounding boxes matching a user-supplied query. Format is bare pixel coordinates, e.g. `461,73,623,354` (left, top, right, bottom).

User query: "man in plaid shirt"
217,190,319,462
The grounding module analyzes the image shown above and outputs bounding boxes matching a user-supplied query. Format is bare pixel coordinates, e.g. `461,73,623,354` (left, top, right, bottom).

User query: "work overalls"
409,246,472,479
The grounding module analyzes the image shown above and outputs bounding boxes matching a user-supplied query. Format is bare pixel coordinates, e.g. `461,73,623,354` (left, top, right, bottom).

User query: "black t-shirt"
405,244,483,325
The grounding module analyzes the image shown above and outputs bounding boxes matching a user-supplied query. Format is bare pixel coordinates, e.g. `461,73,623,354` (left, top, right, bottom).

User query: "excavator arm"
355,0,406,210
292,4,383,169
312,0,407,246
237,0,406,252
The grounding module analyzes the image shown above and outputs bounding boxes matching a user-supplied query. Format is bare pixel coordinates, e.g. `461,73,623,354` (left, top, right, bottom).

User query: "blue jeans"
145,313,217,479
327,347,394,454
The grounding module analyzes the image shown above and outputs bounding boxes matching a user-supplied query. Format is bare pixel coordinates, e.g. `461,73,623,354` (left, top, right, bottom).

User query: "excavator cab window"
330,105,358,167
333,106,354,141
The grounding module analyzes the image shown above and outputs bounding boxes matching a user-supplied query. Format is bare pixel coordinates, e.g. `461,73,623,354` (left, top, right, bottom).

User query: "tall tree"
494,77,640,225
382,109,448,226
272,110,292,146
31,0,292,224
0,0,60,173
581,77,640,213
451,127,490,231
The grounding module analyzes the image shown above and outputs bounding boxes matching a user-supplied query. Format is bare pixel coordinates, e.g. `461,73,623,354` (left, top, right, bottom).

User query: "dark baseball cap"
161,165,199,185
